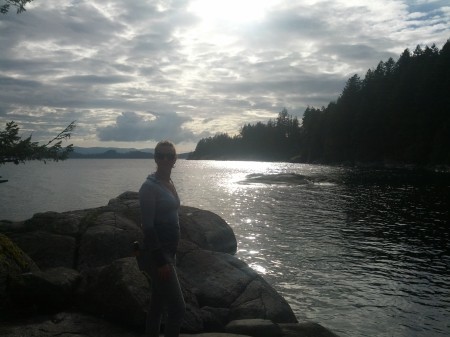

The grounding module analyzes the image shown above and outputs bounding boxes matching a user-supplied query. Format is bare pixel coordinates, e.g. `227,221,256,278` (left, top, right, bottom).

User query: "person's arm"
139,183,168,267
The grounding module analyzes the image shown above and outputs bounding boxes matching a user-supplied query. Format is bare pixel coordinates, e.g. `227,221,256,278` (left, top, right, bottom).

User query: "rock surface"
0,314,339,337
0,191,339,336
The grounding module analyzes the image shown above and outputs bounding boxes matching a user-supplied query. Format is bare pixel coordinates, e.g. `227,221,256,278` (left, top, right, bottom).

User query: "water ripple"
1,160,449,337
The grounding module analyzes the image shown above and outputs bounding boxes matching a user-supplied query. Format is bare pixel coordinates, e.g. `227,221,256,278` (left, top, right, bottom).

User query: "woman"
138,140,185,337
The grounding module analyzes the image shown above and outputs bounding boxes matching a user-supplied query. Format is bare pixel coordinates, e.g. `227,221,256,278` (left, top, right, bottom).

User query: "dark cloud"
318,44,396,64
58,75,134,85
0,75,41,89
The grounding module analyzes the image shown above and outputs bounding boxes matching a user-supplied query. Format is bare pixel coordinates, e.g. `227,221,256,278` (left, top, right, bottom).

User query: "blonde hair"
155,140,176,154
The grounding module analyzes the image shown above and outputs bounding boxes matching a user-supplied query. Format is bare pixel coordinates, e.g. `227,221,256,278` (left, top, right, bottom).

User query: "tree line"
189,108,301,161
189,39,450,167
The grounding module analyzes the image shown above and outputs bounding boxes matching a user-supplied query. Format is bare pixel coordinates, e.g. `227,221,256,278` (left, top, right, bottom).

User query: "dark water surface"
1,160,449,336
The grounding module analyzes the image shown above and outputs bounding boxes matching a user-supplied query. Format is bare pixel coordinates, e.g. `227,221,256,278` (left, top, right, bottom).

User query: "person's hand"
132,241,140,257
158,264,172,281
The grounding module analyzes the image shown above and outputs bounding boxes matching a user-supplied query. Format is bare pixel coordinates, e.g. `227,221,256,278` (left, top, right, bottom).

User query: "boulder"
108,192,238,254
199,306,230,331
22,211,85,236
0,233,39,315
229,277,296,323
0,191,340,337
279,322,341,337
179,206,237,254
8,267,81,312
177,241,296,324
77,257,149,328
225,319,283,337
0,313,340,337
0,311,142,337
6,230,76,270
77,212,143,271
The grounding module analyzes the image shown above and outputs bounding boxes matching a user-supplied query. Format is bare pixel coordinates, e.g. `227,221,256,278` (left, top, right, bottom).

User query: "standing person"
138,140,185,337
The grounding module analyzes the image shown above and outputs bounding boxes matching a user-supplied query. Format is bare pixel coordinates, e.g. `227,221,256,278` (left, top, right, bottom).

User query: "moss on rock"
0,233,30,272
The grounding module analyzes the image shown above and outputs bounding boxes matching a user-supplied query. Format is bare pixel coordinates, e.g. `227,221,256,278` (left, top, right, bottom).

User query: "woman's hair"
155,140,176,154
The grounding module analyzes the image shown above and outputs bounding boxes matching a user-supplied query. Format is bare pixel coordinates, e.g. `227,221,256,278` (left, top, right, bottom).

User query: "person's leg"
162,264,185,337
146,280,163,337
141,250,164,337
141,248,185,337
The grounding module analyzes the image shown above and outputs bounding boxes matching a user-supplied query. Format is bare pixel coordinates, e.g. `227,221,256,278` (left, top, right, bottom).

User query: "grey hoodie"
139,173,180,266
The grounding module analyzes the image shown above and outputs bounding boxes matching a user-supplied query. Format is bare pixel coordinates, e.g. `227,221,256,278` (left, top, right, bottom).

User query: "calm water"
1,159,449,337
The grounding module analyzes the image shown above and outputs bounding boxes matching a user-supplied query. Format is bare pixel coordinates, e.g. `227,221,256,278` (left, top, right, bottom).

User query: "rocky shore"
0,192,339,337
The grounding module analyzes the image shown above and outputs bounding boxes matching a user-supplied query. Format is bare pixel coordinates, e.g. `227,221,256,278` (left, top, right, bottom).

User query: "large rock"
279,322,341,337
0,191,341,336
0,233,39,316
77,212,143,271
0,313,339,337
179,206,237,254
77,257,149,328
0,311,143,337
177,241,296,324
225,319,283,337
108,192,238,254
7,230,76,269
8,267,81,313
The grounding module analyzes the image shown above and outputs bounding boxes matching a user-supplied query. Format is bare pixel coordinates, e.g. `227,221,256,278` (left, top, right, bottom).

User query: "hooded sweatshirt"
139,173,180,266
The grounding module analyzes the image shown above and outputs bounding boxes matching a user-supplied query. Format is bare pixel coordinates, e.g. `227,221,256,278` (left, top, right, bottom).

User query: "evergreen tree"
190,39,450,167
1,0,33,14
0,121,76,183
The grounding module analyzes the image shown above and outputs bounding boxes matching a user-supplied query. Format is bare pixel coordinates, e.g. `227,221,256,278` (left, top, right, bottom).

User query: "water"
1,159,449,337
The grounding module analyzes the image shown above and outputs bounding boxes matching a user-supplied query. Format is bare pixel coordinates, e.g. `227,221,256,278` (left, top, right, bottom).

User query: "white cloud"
97,111,199,143
0,0,449,151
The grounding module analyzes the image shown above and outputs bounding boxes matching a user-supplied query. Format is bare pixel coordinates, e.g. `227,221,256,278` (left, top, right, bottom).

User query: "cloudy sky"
1,0,449,152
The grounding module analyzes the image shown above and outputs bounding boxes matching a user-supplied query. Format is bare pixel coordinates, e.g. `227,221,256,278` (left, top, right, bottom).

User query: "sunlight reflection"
214,161,276,194
209,160,275,171
249,263,267,274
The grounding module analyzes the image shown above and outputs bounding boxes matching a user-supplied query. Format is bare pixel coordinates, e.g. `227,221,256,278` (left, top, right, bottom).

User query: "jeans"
138,248,186,337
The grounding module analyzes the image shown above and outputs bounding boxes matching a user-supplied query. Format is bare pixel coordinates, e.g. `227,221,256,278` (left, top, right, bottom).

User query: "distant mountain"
72,147,152,155
69,147,192,159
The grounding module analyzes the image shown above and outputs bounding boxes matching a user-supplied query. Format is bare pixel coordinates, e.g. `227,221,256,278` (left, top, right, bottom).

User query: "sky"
0,0,449,152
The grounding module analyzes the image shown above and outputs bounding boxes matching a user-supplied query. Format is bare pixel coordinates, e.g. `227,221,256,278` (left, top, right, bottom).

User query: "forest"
188,40,450,168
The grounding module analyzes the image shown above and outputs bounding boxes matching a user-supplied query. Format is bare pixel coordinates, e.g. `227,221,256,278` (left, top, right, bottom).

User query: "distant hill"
72,147,152,155
69,147,191,159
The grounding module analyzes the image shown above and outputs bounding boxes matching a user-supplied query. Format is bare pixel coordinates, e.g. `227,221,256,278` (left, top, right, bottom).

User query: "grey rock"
230,277,296,323
181,334,251,337
8,267,81,312
180,206,237,254
0,311,141,337
177,242,251,309
0,233,39,314
77,212,143,271
200,306,230,331
241,173,311,186
23,211,84,236
177,241,296,324
77,257,149,328
279,322,341,337
225,319,283,337
0,191,340,337
6,230,76,270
